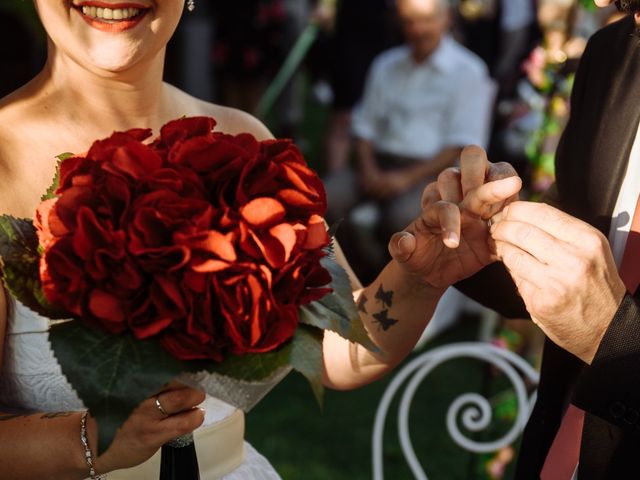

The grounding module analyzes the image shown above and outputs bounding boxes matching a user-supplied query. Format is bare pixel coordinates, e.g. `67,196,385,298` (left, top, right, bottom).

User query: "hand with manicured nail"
387,145,522,289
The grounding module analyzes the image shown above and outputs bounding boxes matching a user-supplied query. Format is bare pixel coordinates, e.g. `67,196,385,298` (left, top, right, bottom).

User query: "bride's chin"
83,51,143,75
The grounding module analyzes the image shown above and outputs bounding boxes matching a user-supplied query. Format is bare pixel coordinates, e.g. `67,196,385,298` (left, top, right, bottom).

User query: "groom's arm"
572,294,640,435
455,262,529,320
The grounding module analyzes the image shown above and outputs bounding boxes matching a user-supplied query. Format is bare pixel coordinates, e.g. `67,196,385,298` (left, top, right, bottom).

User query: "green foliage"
579,0,598,11
41,154,71,202
289,325,325,407
300,256,377,352
0,216,65,319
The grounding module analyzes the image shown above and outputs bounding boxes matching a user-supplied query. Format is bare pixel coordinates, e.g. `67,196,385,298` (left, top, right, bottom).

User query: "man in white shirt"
325,0,494,262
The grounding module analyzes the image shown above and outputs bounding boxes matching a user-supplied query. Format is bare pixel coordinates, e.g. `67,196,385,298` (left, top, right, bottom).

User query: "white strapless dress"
0,295,282,479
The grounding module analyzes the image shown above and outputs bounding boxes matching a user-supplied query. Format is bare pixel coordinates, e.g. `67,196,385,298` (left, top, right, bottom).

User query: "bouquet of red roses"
0,117,371,454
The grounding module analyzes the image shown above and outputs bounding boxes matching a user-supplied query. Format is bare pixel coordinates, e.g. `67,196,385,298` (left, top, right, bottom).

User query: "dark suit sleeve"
573,295,640,436
454,262,528,319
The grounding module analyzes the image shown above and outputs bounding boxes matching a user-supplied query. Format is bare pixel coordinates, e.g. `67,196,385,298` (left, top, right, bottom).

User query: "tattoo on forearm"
0,414,26,421
375,284,394,308
357,294,369,313
373,309,399,331
40,412,74,420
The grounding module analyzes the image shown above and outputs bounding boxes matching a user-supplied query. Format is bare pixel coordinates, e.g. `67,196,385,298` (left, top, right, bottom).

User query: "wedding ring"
155,395,169,417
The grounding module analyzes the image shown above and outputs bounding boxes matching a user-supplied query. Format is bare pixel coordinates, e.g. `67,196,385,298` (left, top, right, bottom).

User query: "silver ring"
155,395,169,417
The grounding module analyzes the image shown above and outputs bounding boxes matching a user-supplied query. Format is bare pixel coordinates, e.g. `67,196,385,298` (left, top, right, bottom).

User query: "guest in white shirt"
325,0,494,273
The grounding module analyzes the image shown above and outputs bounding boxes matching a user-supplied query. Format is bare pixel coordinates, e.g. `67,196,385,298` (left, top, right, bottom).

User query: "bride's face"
35,0,185,73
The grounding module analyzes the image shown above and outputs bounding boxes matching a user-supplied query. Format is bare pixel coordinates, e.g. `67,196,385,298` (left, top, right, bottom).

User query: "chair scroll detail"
372,342,540,480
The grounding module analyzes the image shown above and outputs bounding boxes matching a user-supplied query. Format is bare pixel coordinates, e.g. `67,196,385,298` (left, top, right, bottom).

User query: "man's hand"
388,145,521,289
490,201,627,364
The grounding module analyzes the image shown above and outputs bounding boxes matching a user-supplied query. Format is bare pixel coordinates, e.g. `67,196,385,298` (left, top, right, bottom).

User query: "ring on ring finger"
155,395,169,417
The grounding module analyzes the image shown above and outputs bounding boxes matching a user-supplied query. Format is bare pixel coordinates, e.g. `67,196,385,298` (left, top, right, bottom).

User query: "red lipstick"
72,2,150,33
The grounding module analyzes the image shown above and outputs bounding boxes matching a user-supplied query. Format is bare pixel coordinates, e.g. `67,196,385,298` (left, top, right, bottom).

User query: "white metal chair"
372,342,539,480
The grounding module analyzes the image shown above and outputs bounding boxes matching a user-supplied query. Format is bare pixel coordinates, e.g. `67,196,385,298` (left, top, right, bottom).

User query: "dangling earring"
187,0,195,12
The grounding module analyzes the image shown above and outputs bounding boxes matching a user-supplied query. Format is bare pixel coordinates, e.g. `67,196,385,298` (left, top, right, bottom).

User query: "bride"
0,1,521,479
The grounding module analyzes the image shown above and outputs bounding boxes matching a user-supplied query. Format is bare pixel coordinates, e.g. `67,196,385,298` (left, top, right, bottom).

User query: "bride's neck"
32,47,175,135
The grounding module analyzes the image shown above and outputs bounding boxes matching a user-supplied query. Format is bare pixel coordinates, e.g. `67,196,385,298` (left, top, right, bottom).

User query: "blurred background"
0,1,625,478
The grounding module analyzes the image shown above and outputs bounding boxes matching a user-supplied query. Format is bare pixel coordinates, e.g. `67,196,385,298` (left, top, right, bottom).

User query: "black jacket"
457,16,640,479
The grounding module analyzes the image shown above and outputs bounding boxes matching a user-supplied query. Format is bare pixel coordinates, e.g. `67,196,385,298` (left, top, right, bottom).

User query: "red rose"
214,263,300,354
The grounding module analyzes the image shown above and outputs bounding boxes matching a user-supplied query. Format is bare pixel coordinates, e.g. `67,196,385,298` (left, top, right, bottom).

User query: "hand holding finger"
497,201,593,246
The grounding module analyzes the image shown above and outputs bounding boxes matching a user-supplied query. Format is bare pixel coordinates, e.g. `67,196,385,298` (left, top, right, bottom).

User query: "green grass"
246,319,523,480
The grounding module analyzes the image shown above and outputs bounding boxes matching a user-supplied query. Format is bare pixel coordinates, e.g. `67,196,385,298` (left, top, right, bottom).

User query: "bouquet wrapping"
0,117,374,461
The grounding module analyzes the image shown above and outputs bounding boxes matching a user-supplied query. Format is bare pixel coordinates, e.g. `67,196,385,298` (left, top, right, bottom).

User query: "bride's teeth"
80,5,141,21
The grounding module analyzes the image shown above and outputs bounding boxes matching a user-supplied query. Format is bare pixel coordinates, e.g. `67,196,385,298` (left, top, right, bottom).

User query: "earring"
187,0,195,12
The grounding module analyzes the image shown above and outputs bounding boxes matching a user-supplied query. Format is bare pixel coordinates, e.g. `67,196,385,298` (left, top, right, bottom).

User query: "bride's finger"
152,388,205,419
486,161,519,182
437,167,462,204
418,201,460,248
460,145,490,197
421,182,441,209
389,232,417,263
154,408,206,446
461,176,522,219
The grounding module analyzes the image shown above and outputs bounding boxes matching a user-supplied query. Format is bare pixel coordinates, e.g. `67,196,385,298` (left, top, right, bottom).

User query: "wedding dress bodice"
0,295,281,479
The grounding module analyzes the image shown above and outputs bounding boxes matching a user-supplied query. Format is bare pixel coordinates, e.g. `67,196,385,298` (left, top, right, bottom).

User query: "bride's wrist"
82,412,107,478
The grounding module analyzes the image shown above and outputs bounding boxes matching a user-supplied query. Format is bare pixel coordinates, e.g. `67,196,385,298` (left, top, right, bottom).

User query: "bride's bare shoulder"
202,103,273,141
168,85,273,140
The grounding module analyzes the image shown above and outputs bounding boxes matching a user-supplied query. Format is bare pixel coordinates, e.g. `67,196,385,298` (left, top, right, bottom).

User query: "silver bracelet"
80,411,105,479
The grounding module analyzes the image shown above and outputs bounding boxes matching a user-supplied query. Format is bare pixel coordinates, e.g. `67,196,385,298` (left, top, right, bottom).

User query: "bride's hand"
93,385,205,474
387,145,521,289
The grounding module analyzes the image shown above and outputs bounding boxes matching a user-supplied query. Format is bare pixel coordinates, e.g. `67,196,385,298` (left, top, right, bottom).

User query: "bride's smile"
70,1,151,32
33,0,183,74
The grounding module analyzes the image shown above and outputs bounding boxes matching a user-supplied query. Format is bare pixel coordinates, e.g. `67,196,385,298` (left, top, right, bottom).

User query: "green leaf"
300,256,377,352
49,320,190,453
51,320,326,452
0,216,65,319
41,153,71,202
289,325,325,408
203,342,294,382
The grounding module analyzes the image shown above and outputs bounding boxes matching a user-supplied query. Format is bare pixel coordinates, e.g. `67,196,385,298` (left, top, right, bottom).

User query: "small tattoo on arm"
357,294,368,313
40,412,74,419
375,284,394,308
373,309,399,331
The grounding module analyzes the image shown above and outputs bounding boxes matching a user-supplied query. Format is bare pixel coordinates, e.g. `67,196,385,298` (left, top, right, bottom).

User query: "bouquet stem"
160,436,200,480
